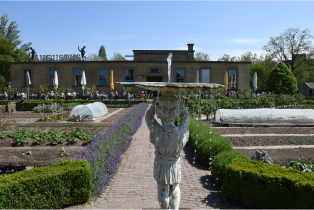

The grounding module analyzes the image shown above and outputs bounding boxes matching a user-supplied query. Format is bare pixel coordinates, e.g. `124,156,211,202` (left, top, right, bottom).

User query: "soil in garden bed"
0,107,135,167
236,148,314,167
210,126,314,135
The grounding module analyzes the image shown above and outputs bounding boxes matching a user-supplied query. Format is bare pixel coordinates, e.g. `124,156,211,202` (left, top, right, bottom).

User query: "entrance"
147,77,163,96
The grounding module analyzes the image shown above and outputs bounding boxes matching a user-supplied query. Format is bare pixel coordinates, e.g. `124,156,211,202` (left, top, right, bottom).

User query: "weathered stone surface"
6,102,16,112
250,149,273,164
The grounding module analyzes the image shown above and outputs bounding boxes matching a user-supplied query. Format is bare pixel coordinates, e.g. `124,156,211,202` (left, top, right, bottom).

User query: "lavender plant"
74,102,148,198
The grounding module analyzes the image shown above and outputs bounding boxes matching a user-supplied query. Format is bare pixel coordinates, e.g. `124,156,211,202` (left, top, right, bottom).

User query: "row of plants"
22,100,145,111
190,117,314,208
74,102,148,199
38,112,70,121
0,127,99,146
183,93,307,118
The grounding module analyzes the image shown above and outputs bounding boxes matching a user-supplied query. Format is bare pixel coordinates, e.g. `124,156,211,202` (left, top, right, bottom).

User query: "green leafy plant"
286,156,314,174
8,128,31,146
72,127,87,140
39,84,49,94
60,147,69,157
22,151,31,156
38,112,70,121
33,103,63,113
0,133,7,139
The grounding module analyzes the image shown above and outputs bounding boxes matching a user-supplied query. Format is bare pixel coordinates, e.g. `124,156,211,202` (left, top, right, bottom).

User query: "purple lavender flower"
74,102,148,198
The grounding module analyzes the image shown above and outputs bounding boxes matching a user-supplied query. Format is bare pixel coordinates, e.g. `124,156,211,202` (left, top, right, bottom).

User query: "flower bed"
74,102,148,199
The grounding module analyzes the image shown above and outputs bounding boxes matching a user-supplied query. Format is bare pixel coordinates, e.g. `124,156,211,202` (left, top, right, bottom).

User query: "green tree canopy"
194,52,210,61
267,62,298,94
263,28,314,79
0,37,16,86
86,53,103,61
217,54,237,61
0,13,32,53
110,52,126,61
98,45,108,61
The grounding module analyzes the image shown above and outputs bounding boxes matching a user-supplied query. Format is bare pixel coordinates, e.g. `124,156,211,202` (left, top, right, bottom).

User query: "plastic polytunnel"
69,102,108,121
215,109,314,125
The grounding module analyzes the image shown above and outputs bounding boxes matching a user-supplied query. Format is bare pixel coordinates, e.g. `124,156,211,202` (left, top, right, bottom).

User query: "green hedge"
221,158,314,209
0,100,20,105
211,150,249,187
0,159,92,209
22,100,147,111
189,117,233,166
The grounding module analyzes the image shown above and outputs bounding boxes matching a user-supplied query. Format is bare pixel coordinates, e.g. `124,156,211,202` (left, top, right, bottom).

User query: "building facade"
10,44,251,95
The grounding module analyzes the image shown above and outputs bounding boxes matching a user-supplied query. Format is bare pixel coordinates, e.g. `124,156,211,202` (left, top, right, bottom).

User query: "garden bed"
208,125,314,167
0,107,134,167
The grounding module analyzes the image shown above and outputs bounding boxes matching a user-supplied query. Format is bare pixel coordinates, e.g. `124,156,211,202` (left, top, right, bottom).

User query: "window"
228,69,237,90
74,69,83,86
98,69,107,86
179,53,183,55
184,53,188,55
125,68,134,82
48,69,58,86
174,53,178,55
176,68,185,82
135,53,139,55
23,69,32,87
145,53,148,55
164,53,168,55
140,53,144,55
155,53,158,54
201,69,210,83
160,53,163,55
150,68,160,73
150,53,153,55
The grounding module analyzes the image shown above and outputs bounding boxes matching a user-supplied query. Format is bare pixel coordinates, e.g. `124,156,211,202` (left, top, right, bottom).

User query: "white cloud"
231,39,264,44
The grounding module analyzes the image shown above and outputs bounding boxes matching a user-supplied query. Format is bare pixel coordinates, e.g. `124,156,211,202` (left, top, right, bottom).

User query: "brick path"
65,106,243,209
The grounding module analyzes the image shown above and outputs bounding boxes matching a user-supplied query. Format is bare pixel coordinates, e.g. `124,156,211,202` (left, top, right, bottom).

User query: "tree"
0,37,15,87
86,53,103,61
263,28,314,76
110,52,126,61
194,52,210,61
217,54,237,61
0,13,32,53
98,45,108,61
267,62,298,94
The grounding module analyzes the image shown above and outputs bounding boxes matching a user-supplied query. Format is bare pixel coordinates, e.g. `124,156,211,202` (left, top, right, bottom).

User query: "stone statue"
28,47,36,62
78,45,86,60
145,96,190,210
167,53,172,83
251,150,273,164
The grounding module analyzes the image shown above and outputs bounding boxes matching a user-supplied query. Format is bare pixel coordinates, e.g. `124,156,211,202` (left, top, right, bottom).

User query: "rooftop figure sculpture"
78,45,86,61
28,47,36,62
145,97,189,209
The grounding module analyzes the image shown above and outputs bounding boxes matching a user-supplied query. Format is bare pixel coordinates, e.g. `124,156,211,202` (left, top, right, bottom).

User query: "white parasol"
81,70,86,95
53,71,59,94
253,72,257,92
26,71,31,100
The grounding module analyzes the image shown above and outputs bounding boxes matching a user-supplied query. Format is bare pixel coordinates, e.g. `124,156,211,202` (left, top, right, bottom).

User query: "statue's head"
155,96,182,122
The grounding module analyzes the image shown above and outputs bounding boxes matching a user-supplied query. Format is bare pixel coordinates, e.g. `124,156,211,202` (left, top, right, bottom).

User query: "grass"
293,104,314,109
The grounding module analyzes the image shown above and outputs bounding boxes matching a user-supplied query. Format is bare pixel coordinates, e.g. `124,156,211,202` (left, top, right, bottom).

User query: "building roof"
298,82,314,89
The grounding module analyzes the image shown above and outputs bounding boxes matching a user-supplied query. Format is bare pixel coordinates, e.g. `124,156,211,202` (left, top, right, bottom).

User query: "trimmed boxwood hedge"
189,117,233,166
211,150,249,187
22,100,147,111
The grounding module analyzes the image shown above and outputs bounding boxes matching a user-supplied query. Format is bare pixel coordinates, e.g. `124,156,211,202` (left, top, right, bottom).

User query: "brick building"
10,44,251,95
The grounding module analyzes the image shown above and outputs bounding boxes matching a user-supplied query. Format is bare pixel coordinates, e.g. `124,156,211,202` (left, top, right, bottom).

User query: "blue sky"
1,1,314,61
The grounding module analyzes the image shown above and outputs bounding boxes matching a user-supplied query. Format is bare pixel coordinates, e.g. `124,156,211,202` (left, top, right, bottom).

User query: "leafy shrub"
33,103,63,113
74,102,148,198
189,117,233,166
7,128,31,146
211,150,249,186
38,112,70,121
287,156,314,174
